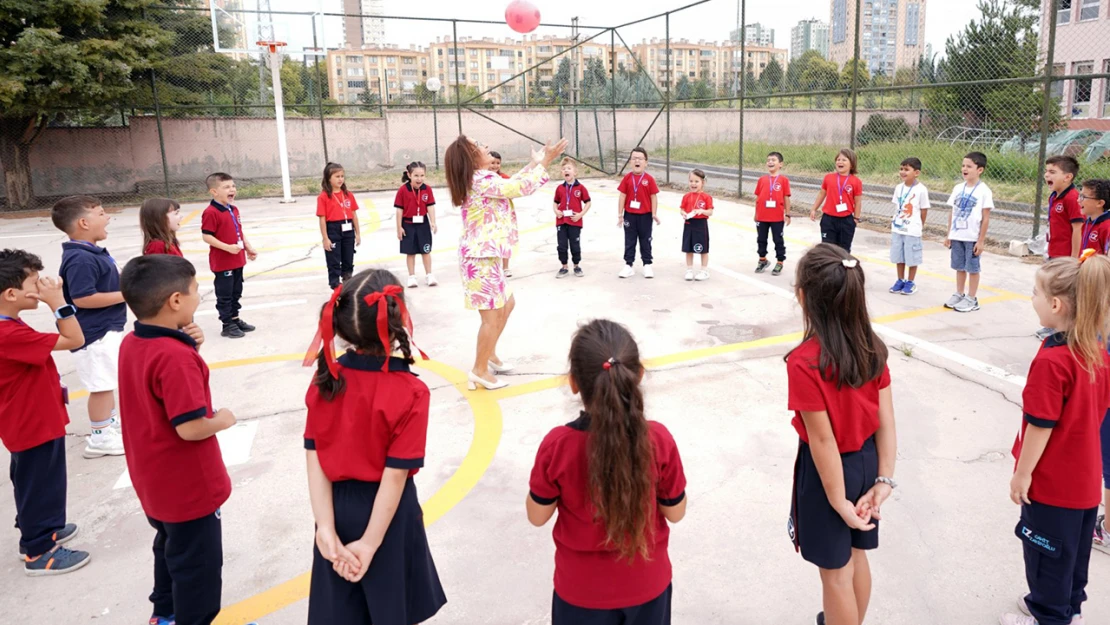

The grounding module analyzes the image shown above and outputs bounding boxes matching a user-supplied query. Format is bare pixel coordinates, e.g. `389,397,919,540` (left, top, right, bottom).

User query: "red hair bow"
303,285,345,378
363,285,429,371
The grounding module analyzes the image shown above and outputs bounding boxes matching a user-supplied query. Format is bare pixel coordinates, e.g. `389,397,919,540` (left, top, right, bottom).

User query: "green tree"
758,58,784,93
552,58,572,102
581,57,609,104
358,88,381,113
675,74,693,101
692,78,714,108
786,49,825,91
412,83,436,105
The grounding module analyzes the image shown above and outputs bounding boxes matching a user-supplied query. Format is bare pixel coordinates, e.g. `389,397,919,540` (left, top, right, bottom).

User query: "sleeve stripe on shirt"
394,203,405,209
1023,413,1057,429
530,491,558,506
303,438,316,450
201,229,216,236
169,406,208,427
659,491,686,507
385,456,424,469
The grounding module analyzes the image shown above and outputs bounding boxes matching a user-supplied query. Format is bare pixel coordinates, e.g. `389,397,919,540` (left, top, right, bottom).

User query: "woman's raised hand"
535,138,570,168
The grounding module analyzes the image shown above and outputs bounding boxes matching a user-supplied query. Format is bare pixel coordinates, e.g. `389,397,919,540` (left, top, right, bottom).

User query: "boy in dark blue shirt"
52,195,127,459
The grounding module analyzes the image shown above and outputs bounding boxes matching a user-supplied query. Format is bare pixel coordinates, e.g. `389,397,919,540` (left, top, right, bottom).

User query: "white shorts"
73,330,123,393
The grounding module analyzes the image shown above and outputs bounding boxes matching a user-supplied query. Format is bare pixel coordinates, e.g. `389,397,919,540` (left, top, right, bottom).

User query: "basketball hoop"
257,39,295,204
257,40,287,54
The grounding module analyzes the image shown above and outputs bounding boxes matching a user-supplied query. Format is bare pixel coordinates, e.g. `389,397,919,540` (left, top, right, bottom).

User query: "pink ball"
505,0,541,34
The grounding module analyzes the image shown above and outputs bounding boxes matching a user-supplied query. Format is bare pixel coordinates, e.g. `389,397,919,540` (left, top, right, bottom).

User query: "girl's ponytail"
401,170,411,184
1074,252,1110,376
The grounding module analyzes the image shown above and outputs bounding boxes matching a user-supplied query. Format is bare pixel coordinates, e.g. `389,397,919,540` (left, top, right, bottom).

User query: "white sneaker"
944,292,964,309
407,275,418,288
619,265,635,279
83,428,125,459
643,265,654,279
110,415,121,434
426,274,438,287
695,270,710,281
998,613,1036,625
685,269,695,281
504,268,513,277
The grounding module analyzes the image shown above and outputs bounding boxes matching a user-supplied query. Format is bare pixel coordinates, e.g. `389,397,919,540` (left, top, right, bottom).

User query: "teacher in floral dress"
445,135,568,391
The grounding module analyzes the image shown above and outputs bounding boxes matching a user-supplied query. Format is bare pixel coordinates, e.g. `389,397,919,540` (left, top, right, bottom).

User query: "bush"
856,114,911,145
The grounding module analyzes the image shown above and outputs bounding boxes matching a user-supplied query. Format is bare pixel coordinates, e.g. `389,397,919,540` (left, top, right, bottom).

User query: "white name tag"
412,215,425,224
836,203,849,213
766,200,777,208
563,210,575,217
341,222,353,232
683,211,692,219
629,201,641,210
236,240,244,248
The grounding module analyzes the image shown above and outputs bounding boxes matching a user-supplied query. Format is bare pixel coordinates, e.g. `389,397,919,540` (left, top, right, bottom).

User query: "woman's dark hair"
139,198,181,253
445,136,484,206
786,244,888,388
569,319,655,562
401,161,426,185
322,162,348,198
314,269,416,400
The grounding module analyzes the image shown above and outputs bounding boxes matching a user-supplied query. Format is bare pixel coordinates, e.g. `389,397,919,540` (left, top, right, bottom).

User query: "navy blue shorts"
553,584,671,625
400,220,434,256
789,437,879,570
681,219,709,254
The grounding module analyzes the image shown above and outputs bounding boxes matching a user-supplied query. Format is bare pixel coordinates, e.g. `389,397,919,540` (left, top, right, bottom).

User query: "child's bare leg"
896,263,905,280
421,253,433,274
956,270,967,295
406,255,416,276
968,272,980,298
851,549,872,624
700,254,709,269
819,560,860,625
907,265,918,282
503,257,510,270
685,252,694,268
87,391,115,426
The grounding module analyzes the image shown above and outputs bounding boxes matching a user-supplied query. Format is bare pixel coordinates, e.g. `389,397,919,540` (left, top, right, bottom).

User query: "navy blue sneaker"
889,279,906,293
901,280,918,295
18,523,78,561
24,545,90,576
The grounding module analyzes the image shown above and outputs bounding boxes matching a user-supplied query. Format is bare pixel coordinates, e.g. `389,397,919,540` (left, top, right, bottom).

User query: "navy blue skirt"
308,478,446,625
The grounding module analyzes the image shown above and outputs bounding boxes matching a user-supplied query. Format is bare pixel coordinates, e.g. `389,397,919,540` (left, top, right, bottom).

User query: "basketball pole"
262,41,295,204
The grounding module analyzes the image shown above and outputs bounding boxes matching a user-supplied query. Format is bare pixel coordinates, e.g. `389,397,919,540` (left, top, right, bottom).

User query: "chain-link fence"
1,0,1102,245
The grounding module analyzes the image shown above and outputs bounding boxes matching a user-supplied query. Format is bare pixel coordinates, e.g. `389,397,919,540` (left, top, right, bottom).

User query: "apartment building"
632,38,788,90
327,45,429,104
828,0,926,76
791,18,830,61
1039,0,1110,123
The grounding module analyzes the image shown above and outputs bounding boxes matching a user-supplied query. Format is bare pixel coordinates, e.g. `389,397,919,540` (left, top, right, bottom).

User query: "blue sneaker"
18,523,78,561
889,279,905,293
901,280,918,295
149,617,175,625
24,545,90,576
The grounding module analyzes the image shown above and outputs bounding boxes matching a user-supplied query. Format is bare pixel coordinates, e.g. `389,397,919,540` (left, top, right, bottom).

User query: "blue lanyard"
0,314,16,322
836,174,848,203
229,207,242,240
1083,217,1099,245
897,182,916,208
631,173,645,199
960,182,981,210
563,182,573,211
768,175,779,199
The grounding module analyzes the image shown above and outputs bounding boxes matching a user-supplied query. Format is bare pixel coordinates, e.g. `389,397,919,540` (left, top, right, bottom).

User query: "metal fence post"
737,0,746,198
848,0,862,149
453,20,462,136
149,68,171,196
433,101,440,170
611,28,617,174
1032,0,1061,239
665,13,671,185
312,14,329,163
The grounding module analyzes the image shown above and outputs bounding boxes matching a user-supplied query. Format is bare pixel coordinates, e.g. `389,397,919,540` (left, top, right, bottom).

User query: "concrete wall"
1,108,921,198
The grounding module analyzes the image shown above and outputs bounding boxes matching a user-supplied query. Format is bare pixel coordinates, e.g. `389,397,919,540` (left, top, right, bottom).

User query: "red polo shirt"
1082,212,1110,255
118,322,231,523
0,320,68,453
200,201,246,273
618,172,659,215
1012,333,1110,509
754,174,792,222
680,192,713,220
821,173,863,217
143,240,183,257
529,414,686,609
553,181,591,227
393,184,436,221
788,338,891,453
1047,186,1083,258
316,190,360,223
304,353,429,483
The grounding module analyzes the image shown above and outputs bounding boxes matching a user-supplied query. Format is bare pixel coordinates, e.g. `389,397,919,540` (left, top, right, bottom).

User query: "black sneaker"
221,323,245,339
772,262,784,276
755,259,770,273
24,545,90,577
574,266,584,277
556,267,569,279
17,523,78,561
234,318,256,332
816,612,825,625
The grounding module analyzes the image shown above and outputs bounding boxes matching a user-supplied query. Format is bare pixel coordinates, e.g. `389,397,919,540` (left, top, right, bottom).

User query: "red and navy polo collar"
62,241,112,256
405,183,428,193
337,351,415,374
1089,211,1110,227
566,411,590,431
133,321,198,349
1042,332,1068,349
1053,185,1076,200
209,200,233,212
562,180,581,188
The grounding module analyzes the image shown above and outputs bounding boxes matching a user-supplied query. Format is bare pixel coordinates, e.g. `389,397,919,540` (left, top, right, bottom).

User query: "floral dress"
458,166,549,310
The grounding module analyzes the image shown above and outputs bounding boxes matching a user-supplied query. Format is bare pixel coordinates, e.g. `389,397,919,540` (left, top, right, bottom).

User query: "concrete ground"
0,175,1095,625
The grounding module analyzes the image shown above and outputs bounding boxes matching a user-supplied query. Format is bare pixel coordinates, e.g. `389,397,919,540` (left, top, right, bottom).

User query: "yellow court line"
179,209,201,227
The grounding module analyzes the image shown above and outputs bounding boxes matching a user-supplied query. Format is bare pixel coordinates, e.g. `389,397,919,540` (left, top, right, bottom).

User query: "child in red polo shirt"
1078,179,1110,257
528,319,686,625
553,157,592,278
617,147,661,279
491,150,519,277
1002,252,1110,625
394,162,439,289
755,151,792,276
809,149,863,253
119,255,238,625
681,168,714,281
140,198,184,257
303,268,445,625
201,172,257,339
786,243,896,625
1044,156,1084,260
0,249,90,576
317,162,361,289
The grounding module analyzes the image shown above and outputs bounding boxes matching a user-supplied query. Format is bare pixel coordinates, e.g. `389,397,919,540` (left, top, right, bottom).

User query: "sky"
228,0,982,60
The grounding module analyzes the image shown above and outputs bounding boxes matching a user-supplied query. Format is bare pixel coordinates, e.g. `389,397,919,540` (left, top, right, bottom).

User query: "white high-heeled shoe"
467,371,509,391
488,360,515,374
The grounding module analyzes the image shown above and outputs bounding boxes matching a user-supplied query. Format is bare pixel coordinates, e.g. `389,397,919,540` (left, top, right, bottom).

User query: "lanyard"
897,182,916,209
0,314,16,322
1049,185,1071,209
563,182,574,211
960,182,981,210
411,185,423,216
339,192,352,223
768,175,779,199
836,174,848,204
229,208,242,240
1083,216,1104,245
631,173,645,200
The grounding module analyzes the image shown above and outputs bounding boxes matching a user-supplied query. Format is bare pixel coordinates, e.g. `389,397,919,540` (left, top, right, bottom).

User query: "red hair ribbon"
303,285,345,378
363,285,430,371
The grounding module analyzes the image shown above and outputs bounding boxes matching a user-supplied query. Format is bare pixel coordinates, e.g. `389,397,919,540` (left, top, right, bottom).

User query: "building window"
335,68,342,76
1074,61,1094,117
386,57,396,64
1059,0,1072,24
387,69,396,77
1081,0,1098,20
368,57,378,64
336,81,343,92
470,49,478,57
345,56,361,63
403,57,414,65
347,80,367,88
905,4,919,45
488,73,495,81
470,61,478,69
347,67,364,76
471,73,479,80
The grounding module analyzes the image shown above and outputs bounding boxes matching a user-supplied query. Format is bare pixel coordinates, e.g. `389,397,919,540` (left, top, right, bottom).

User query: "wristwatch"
875,476,897,489
54,304,77,320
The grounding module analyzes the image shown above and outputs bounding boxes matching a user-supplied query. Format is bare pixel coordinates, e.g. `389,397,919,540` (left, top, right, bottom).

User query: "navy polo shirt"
59,241,127,351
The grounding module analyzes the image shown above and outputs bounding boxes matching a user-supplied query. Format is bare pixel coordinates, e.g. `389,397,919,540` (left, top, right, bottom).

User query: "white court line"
712,264,1026,388
194,298,307,317
114,421,258,490
0,232,64,240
